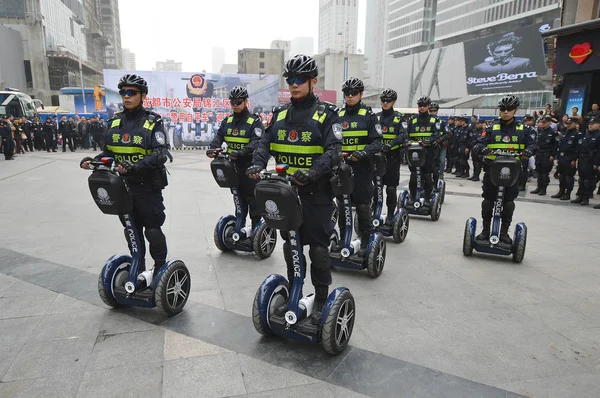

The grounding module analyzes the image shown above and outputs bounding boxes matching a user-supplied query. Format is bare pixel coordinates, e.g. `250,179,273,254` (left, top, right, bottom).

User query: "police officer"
454,116,471,178
247,54,341,323
571,117,600,206
428,102,446,184
552,116,581,200
43,116,57,152
468,119,486,181
519,115,537,191
0,115,15,160
406,97,441,204
475,95,536,244
32,116,45,151
59,115,74,152
207,86,264,229
21,117,33,152
90,115,105,151
80,74,170,276
445,117,456,173
376,88,407,225
337,77,382,255
530,115,558,196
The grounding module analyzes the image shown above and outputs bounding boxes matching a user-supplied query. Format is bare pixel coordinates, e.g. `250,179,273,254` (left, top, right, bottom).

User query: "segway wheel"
438,180,446,204
321,289,355,355
97,260,129,308
252,222,277,259
392,208,409,243
398,190,408,208
331,202,339,228
155,260,191,316
353,213,360,236
97,273,120,308
463,218,475,256
430,194,442,221
366,234,386,278
252,275,289,336
512,223,527,264
214,215,235,252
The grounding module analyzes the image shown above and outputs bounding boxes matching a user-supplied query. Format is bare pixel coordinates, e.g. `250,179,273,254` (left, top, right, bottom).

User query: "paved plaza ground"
1,150,599,397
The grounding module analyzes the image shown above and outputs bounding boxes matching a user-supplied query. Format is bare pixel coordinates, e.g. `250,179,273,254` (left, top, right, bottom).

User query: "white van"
0,89,44,118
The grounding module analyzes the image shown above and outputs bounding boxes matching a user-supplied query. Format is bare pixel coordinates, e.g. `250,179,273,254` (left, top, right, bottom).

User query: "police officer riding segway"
247,54,342,325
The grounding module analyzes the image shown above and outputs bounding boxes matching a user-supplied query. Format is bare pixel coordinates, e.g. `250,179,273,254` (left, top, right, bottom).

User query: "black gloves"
292,169,318,185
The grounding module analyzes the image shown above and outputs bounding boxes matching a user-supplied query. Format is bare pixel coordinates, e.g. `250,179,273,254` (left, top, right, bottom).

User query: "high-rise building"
318,0,358,53
238,48,285,88
0,0,109,104
212,47,225,74
364,0,388,89
99,0,122,69
155,60,182,72
386,0,436,55
122,48,136,70
271,40,291,61
290,37,315,57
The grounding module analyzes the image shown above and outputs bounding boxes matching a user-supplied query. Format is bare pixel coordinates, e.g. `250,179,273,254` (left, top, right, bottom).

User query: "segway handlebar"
259,164,292,182
89,157,117,171
213,147,230,159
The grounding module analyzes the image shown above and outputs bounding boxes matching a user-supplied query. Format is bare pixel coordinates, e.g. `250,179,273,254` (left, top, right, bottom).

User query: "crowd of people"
0,114,106,160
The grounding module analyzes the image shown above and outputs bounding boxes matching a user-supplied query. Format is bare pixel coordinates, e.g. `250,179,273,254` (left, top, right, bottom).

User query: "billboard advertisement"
464,23,549,94
555,30,600,75
103,70,279,147
277,89,337,104
564,86,586,116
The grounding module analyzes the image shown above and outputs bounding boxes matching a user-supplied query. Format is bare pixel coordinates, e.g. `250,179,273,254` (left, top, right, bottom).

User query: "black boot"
560,190,571,201
500,201,515,245
571,196,583,204
581,196,589,205
251,217,260,231
153,260,164,278
500,222,513,245
530,185,541,194
311,286,328,324
476,199,493,240
476,221,491,241
385,211,394,226
538,187,547,196
551,189,564,199
357,232,370,257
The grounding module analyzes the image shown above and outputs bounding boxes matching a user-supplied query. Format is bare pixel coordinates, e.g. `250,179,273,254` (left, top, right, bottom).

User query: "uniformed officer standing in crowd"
207,85,264,229
530,115,559,196
59,115,74,152
247,54,341,324
406,96,440,201
475,95,536,244
571,117,600,206
468,119,485,182
552,116,581,200
336,77,382,256
1,115,15,160
43,116,57,152
21,116,33,152
519,115,537,191
80,74,170,276
375,88,407,225
454,116,471,178
428,102,447,181
32,116,45,151
90,115,105,151
445,116,456,173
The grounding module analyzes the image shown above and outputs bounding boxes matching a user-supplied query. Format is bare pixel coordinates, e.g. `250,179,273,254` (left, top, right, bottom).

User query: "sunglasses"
286,76,308,85
230,99,245,106
499,106,516,112
344,89,361,97
119,89,140,97
417,103,429,107
381,98,394,103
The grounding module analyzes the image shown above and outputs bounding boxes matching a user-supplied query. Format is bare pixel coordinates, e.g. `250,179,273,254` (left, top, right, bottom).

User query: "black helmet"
284,54,318,77
229,85,248,99
380,89,397,100
430,102,439,110
118,74,148,94
342,77,364,92
417,96,431,106
498,95,520,108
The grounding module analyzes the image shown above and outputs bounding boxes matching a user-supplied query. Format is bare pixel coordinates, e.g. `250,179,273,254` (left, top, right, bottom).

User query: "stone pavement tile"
239,354,322,394
98,310,159,334
400,261,475,290
28,309,106,343
0,316,43,347
163,330,230,361
162,352,247,398
557,327,600,348
221,287,258,317
242,382,369,398
0,273,16,297
46,293,100,314
514,302,600,333
346,324,382,354
0,292,57,320
188,288,225,309
0,344,23,380
2,337,95,381
476,281,563,305
1,279,58,298
0,372,83,398
76,363,163,398
498,372,600,398
86,328,165,371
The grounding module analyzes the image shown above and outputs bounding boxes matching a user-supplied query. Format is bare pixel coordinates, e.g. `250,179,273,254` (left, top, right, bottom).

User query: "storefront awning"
541,18,600,38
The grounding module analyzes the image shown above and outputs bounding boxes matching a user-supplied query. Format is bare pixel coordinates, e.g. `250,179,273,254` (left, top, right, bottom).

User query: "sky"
118,0,366,72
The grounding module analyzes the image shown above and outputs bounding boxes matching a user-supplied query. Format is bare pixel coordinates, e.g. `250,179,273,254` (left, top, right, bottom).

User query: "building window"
259,51,265,58
259,62,265,69
70,19,75,37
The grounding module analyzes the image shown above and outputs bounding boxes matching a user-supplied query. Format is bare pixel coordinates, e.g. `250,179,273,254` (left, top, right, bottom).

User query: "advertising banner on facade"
463,23,550,94
555,30,600,75
564,86,586,115
277,89,337,104
103,70,279,147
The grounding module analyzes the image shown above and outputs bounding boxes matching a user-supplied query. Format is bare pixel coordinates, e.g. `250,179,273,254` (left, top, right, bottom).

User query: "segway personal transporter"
331,154,387,278
252,165,355,355
210,148,277,259
398,141,442,221
369,152,410,243
463,148,527,263
87,157,191,316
